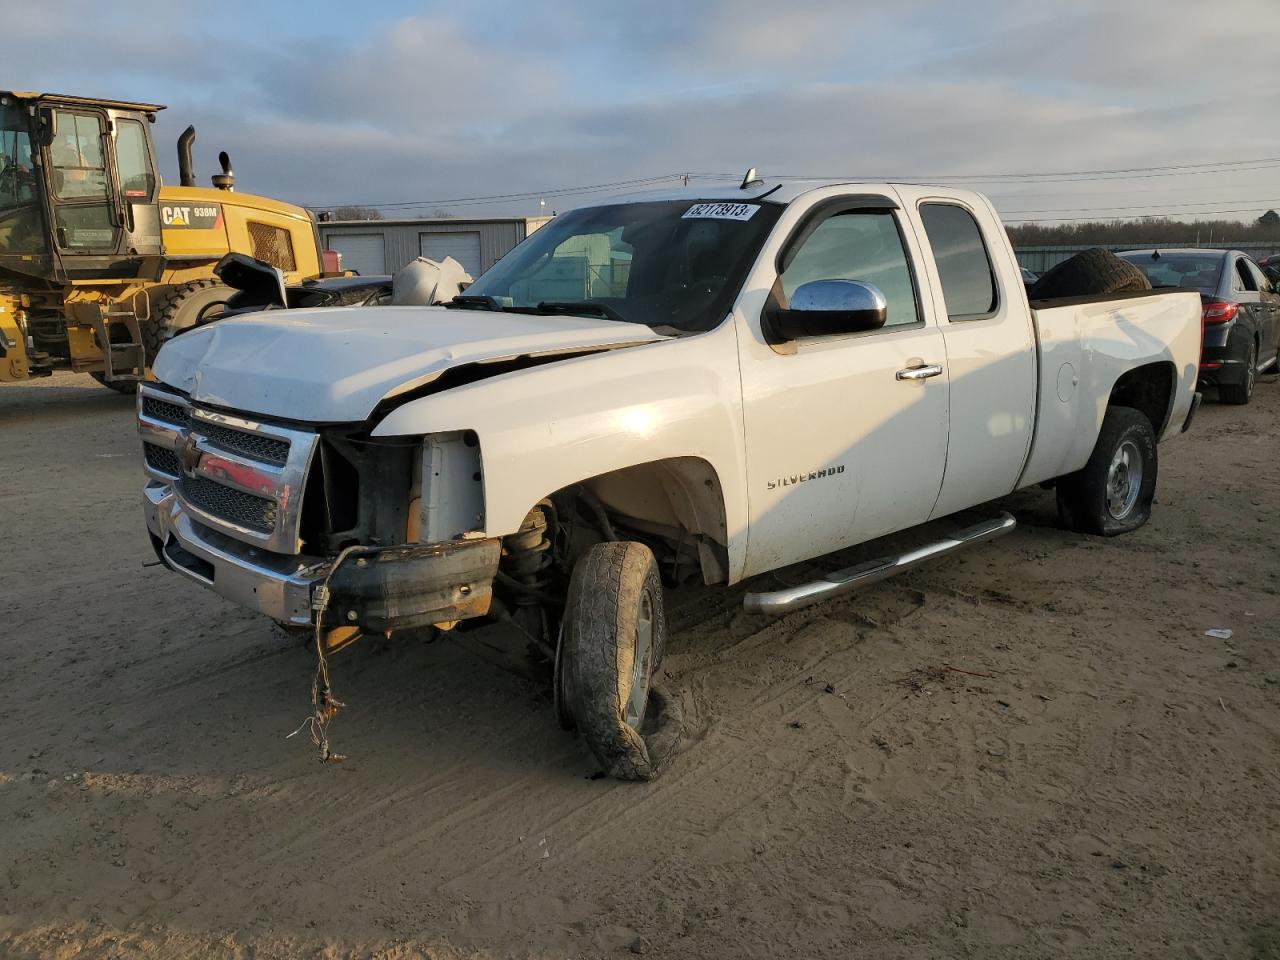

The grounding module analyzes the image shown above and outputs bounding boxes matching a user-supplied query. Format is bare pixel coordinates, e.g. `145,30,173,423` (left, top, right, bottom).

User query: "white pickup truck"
138,178,1202,779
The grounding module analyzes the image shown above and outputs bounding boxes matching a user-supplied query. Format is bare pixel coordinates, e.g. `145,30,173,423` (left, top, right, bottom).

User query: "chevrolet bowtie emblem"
178,434,203,478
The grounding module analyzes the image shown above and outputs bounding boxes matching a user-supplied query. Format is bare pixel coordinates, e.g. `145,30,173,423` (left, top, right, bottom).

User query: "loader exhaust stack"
177,125,196,187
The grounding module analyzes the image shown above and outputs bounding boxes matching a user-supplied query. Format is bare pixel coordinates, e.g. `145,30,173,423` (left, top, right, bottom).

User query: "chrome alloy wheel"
1106,439,1143,520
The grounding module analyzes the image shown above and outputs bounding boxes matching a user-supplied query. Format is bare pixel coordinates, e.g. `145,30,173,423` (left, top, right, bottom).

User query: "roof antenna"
1151,250,1161,261
740,167,764,189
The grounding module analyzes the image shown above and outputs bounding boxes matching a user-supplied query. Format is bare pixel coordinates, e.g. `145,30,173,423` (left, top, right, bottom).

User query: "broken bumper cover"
144,481,500,629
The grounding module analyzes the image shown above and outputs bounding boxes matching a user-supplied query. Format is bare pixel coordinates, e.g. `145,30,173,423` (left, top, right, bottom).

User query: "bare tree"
323,205,385,221
1007,215,1280,247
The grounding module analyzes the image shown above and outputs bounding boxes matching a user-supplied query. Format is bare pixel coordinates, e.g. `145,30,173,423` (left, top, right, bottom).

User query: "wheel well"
1109,362,1175,434
546,457,730,585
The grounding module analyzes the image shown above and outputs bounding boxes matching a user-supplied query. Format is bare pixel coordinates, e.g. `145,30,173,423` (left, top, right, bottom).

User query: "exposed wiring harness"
286,544,378,763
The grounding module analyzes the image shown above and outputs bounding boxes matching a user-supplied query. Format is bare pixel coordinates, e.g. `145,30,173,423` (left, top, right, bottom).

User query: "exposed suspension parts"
496,500,562,658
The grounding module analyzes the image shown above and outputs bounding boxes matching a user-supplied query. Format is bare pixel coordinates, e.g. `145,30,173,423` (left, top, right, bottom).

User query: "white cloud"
10,0,1280,221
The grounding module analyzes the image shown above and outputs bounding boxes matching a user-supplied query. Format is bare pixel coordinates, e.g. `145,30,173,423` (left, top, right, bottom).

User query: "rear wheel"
142,280,233,362
1056,405,1157,536
1219,341,1256,405
562,541,668,780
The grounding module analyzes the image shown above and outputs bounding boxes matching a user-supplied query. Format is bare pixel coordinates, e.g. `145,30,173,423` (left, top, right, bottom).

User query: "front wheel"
89,371,138,394
562,541,667,780
1056,405,1157,536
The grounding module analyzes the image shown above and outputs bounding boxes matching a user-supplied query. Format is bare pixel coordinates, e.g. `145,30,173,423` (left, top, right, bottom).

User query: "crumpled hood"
153,305,665,422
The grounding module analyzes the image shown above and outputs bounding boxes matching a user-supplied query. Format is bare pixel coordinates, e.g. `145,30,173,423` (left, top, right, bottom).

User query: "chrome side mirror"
769,280,888,341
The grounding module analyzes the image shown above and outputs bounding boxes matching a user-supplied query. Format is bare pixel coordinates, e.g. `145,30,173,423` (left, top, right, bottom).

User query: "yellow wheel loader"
0,91,324,391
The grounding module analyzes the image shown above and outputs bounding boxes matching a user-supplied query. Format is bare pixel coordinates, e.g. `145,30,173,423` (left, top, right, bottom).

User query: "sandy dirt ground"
1,372,1278,960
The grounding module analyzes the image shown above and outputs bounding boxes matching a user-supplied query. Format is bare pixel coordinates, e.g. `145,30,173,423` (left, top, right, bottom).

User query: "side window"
50,111,108,200
778,209,920,328
114,119,155,199
918,203,998,320
1234,259,1257,293
1245,260,1272,294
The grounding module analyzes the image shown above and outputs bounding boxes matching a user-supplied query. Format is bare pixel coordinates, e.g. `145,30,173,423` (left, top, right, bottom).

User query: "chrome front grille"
202,422,290,466
138,386,318,554
179,476,278,532
144,442,180,477
142,396,190,428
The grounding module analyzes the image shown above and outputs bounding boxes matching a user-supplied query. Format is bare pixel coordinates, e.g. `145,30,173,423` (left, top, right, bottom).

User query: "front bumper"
145,482,500,629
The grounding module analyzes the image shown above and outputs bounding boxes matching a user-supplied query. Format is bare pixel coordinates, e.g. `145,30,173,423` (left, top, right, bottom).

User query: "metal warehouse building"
318,216,553,279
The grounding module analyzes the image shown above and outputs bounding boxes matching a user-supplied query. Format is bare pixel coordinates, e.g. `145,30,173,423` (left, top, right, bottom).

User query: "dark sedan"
1119,249,1280,404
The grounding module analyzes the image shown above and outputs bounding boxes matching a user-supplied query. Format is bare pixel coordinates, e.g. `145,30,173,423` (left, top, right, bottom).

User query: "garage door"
420,232,482,278
328,234,386,276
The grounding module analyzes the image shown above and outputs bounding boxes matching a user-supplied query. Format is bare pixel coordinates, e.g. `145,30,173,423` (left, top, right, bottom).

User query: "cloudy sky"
10,0,1280,221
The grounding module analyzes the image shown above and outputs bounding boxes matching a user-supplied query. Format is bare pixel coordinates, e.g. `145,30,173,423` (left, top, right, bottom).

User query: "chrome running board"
742,512,1017,615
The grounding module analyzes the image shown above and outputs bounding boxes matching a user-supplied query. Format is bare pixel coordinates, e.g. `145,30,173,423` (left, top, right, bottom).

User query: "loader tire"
1029,248,1151,301
142,280,233,362
563,541,676,781
89,371,137,394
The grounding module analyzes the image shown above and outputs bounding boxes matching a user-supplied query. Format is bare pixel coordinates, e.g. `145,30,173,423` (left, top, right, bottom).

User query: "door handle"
896,363,944,381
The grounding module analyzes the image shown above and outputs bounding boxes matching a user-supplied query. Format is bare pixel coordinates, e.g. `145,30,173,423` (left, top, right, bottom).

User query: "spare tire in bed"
1029,248,1151,300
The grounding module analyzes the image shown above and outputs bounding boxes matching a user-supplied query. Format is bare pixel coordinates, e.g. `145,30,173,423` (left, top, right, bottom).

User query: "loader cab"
0,92,165,284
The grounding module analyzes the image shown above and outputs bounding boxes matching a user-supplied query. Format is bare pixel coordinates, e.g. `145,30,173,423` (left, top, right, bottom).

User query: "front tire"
1056,405,1157,536
89,371,137,394
563,541,667,781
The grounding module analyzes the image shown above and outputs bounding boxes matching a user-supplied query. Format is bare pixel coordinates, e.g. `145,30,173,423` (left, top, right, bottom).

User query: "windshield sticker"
682,202,760,221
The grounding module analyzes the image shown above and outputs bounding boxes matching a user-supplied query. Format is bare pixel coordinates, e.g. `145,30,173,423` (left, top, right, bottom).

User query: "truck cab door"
40,104,119,268
104,108,163,262
736,193,950,578
907,195,1037,518
38,102,163,277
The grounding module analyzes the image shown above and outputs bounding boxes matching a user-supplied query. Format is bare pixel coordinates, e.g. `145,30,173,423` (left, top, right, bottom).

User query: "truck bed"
1018,289,1202,489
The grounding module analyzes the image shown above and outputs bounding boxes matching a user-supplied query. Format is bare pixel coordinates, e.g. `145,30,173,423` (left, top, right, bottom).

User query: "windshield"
0,100,46,255
462,199,783,332
1118,252,1224,293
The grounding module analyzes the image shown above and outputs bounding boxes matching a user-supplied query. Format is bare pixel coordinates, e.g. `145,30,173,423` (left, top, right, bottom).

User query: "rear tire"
1029,248,1152,300
142,280,233,362
1056,405,1157,536
563,541,668,781
1219,341,1256,405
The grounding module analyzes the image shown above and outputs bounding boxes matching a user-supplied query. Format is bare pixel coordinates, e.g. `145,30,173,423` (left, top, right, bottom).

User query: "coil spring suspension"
497,502,563,662
503,503,555,606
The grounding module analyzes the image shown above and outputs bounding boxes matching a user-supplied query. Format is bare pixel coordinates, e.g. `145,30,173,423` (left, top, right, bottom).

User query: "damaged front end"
138,383,502,647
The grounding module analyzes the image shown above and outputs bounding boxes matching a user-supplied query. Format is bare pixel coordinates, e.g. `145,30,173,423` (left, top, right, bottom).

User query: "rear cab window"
918,203,998,320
